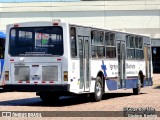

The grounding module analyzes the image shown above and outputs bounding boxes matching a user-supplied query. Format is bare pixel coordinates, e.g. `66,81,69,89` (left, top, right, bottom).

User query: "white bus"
2,20,153,102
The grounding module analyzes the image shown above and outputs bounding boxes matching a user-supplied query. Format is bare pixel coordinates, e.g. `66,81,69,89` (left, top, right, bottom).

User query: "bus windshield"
9,26,63,56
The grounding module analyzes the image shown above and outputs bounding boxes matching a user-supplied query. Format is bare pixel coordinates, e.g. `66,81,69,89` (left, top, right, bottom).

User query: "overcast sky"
0,0,80,2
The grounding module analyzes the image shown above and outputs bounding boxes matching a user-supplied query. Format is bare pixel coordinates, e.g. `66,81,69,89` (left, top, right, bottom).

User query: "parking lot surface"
0,74,159,120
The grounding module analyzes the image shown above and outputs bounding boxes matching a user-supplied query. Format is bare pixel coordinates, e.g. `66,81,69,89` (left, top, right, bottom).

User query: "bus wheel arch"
139,70,144,87
133,70,143,95
97,71,105,92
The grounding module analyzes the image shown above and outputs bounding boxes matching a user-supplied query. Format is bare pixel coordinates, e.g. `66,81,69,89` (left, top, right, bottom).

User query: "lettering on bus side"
109,63,136,70
126,63,135,69
109,64,118,70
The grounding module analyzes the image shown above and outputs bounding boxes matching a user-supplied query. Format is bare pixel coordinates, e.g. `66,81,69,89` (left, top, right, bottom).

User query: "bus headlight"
5,71,9,81
64,71,68,81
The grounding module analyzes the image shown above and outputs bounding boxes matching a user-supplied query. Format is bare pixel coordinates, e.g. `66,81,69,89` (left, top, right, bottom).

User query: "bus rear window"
9,26,63,56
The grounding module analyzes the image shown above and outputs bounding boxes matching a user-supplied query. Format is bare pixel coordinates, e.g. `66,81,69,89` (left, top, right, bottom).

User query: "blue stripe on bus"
126,79,138,89
143,78,153,86
106,80,117,90
105,77,153,91
0,59,4,78
149,78,153,86
126,78,153,88
143,79,147,87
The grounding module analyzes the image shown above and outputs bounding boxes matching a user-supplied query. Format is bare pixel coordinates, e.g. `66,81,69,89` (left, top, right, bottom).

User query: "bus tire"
133,76,141,95
91,77,103,102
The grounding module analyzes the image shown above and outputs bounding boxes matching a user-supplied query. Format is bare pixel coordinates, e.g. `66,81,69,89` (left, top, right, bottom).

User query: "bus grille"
42,66,58,81
14,66,30,81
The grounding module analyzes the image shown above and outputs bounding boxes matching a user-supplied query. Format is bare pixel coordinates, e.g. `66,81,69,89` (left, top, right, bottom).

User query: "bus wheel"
91,77,103,102
133,76,141,95
39,92,59,102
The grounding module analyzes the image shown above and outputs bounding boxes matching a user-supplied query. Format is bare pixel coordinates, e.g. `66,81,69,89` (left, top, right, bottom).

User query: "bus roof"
7,21,150,38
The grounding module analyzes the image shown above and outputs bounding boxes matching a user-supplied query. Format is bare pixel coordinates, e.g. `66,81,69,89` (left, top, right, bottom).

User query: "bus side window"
126,36,135,59
92,45,104,58
0,47,2,59
70,27,77,58
91,30,105,58
105,32,116,58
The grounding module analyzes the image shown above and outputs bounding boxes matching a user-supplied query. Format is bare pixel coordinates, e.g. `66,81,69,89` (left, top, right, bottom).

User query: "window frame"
135,36,144,60
126,35,144,60
9,26,64,57
91,29,105,59
126,35,135,59
105,32,116,59
70,26,78,58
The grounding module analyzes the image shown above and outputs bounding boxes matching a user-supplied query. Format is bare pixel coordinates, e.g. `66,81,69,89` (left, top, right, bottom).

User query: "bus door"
117,41,126,88
78,36,90,91
144,44,152,86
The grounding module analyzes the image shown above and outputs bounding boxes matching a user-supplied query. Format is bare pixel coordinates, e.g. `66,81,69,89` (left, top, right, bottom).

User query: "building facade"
0,0,160,39
0,0,160,72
